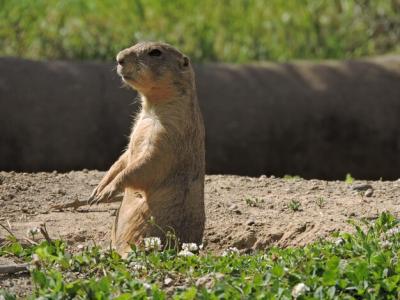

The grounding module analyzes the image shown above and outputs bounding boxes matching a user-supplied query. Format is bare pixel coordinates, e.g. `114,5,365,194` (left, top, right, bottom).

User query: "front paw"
88,185,101,205
88,184,118,206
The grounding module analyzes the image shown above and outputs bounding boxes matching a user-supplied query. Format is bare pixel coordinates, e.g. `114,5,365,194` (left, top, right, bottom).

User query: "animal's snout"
116,50,137,80
116,49,136,67
116,52,127,66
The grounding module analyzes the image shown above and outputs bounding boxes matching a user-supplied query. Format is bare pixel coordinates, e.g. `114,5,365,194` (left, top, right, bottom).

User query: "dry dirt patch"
1,171,400,294
1,171,400,251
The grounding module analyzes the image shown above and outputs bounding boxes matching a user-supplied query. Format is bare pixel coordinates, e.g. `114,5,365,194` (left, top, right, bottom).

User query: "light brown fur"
88,42,205,257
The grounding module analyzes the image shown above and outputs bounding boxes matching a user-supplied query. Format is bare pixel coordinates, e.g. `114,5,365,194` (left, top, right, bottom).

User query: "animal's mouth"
122,75,134,81
117,65,135,82
119,72,136,83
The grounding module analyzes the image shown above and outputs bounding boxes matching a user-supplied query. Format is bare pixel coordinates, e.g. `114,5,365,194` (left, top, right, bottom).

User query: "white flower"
129,262,147,272
380,240,393,249
222,247,240,256
27,227,40,237
292,283,310,298
142,282,152,290
31,253,40,264
182,243,199,252
76,244,85,250
386,226,400,237
335,238,344,246
143,237,162,251
178,249,195,257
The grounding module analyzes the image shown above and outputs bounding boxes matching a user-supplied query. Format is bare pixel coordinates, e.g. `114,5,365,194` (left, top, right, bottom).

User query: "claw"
88,184,117,207
87,193,95,206
90,195,101,206
88,186,100,206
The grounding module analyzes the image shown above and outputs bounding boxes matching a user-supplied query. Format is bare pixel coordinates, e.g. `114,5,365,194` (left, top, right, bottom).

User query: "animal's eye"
148,49,162,57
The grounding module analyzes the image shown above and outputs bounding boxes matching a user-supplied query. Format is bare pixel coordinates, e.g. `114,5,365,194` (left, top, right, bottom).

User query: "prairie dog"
89,42,205,257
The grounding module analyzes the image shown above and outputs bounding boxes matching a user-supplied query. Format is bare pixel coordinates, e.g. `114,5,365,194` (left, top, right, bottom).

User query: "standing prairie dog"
88,42,205,257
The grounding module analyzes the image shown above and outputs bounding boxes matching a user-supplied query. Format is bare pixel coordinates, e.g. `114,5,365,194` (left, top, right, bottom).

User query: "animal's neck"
139,79,194,108
139,82,179,103
140,93,195,135
141,94,191,115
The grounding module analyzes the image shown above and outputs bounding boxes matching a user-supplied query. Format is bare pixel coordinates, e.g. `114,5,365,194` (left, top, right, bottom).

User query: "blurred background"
2,0,400,63
0,0,399,179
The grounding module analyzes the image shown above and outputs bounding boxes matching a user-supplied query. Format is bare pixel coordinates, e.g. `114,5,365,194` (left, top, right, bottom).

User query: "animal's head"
116,42,194,102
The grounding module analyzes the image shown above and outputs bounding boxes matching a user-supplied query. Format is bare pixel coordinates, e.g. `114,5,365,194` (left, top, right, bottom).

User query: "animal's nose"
117,57,125,65
117,49,136,65
116,52,127,65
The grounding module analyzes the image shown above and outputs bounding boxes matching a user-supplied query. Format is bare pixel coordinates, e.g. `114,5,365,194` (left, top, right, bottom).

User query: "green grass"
244,197,264,207
315,197,327,208
283,175,302,180
1,212,400,299
0,0,399,63
345,173,355,184
288,199,302,212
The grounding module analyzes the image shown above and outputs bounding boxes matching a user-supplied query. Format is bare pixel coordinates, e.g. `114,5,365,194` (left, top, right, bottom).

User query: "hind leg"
112,191,152,257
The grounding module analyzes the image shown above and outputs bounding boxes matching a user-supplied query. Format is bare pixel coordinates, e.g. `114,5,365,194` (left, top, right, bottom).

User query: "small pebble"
88,180,98,186
246,219,255,226
195,272,224,289
164,277,173,286
351,183,373,191
364,189,373,197
228,204,238,210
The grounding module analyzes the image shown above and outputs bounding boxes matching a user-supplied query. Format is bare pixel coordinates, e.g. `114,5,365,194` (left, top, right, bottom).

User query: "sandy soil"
1,171,400,296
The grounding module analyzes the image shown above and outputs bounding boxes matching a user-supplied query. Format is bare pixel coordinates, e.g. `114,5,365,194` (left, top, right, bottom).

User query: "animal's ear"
180,56,190,68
